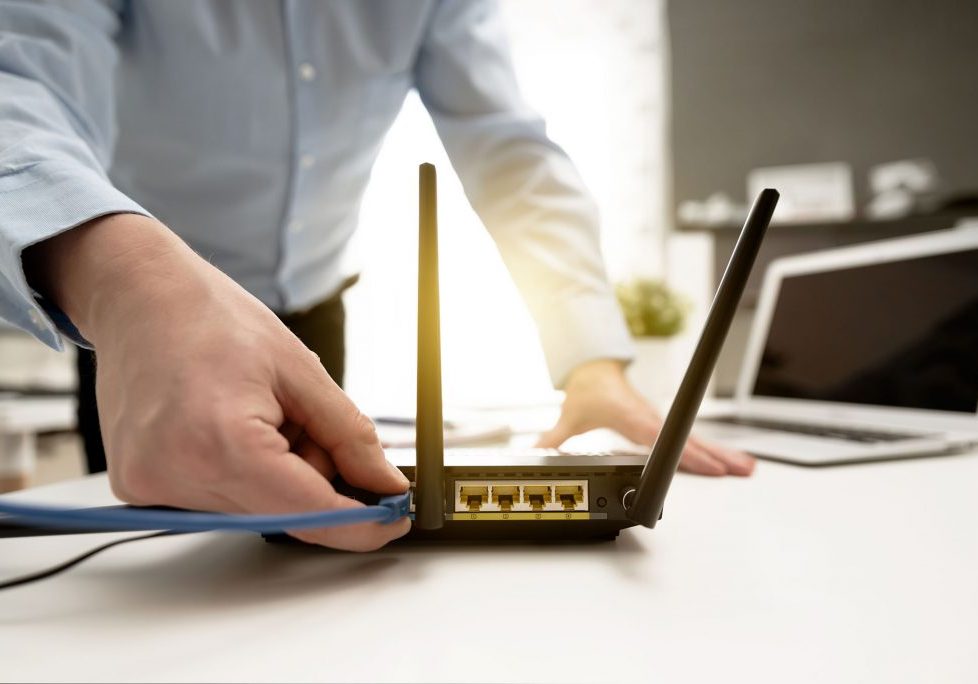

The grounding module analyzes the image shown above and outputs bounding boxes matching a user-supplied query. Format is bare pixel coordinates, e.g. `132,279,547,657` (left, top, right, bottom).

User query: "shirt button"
298,63,317,82
288,220,305,235
299,154,315,170
28,309,43,328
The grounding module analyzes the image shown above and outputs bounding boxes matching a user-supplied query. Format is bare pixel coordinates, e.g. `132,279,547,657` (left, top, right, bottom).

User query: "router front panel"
392,460,643,541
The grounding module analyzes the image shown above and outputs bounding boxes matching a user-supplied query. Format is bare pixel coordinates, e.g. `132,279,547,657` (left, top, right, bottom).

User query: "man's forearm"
22,214,198,345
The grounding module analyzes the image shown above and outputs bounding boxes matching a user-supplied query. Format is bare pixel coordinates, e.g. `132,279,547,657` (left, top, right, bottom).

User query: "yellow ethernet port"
491,485,519,511
556,485,585,510
459,485,488,511
523,485,552,511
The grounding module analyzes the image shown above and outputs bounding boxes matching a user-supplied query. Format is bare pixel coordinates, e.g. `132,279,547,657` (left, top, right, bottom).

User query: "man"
0,1,753,551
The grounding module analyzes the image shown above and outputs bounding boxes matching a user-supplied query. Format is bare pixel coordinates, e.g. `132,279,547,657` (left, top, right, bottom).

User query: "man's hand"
24,214,410,551
536,360,755,477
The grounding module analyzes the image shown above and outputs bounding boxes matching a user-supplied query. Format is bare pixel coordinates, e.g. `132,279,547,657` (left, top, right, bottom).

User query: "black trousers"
76,294,347,474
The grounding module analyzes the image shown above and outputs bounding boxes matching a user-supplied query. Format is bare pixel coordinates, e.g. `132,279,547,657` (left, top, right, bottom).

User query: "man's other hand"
25,214,411,551
536,359,755,477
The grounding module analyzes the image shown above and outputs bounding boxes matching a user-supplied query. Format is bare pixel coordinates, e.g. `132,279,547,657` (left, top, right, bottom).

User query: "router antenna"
625,189,779,528
414,163,445,530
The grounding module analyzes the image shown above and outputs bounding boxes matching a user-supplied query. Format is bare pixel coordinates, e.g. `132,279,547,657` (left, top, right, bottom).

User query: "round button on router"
620,488,636,511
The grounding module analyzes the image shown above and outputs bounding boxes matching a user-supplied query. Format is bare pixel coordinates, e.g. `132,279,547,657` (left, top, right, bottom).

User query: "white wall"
343,0,670,414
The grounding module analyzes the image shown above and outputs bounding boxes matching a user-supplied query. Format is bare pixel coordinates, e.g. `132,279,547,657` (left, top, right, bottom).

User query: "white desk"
2,452,977,683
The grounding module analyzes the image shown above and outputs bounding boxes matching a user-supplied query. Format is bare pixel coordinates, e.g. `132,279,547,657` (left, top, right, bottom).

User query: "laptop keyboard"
706,416,924,443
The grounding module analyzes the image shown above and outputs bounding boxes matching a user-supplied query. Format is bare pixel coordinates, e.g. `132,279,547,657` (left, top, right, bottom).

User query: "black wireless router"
383,163,778,541
0,164,776,545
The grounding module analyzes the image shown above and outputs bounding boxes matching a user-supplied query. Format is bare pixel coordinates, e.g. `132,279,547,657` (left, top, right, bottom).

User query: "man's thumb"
277,350,408,493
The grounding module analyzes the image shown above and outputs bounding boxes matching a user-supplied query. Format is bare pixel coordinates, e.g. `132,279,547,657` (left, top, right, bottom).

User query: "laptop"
695,226,978,466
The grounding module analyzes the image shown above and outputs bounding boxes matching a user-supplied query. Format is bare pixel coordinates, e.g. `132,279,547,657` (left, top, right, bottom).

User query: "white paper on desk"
376,420,512,448
561,428,648,455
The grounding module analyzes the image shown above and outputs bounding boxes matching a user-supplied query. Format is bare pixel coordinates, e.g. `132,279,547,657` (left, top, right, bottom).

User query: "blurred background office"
2,0,976,490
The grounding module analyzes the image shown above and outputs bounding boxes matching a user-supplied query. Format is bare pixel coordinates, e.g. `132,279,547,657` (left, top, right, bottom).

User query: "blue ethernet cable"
0,491,411,534
0,493,412,591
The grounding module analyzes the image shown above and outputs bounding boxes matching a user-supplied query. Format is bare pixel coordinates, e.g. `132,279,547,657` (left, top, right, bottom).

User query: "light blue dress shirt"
0,0,633,384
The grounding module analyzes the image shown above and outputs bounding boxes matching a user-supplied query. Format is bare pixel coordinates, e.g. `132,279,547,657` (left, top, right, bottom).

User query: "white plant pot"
626,337,683,411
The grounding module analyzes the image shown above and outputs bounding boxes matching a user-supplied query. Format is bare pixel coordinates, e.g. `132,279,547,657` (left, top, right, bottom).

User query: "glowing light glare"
345,1,666,413
345,93,552,413
502,0,668,280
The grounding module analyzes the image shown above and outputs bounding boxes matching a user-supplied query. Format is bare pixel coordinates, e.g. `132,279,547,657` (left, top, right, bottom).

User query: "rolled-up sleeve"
0,0,150,349
414,0,635,387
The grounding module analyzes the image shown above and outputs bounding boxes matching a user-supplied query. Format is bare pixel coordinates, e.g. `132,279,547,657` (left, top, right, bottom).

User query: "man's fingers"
292,430,339,481
535,417,577,448
226,437,410,551
291,499,412,552
615,412,663,447
677,444,728,476
689,436,756,476
280,421,338,479
276,351,408,494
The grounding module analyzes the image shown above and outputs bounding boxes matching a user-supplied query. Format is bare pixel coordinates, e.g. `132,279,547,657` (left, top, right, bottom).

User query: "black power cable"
0,531,182,591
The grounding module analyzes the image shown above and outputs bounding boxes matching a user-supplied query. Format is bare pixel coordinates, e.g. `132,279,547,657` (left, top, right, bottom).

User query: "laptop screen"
752,247,978,413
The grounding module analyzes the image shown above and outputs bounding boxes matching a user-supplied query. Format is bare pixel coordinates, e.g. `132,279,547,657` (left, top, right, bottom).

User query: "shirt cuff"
537,291,636,388
0,160,152,350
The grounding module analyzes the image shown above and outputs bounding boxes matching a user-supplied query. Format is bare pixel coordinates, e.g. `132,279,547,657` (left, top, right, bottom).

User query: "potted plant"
615,278,690,406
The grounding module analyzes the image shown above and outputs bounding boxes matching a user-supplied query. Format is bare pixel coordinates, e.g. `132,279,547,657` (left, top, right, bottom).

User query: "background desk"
0,395,75,492
2,451,977,683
